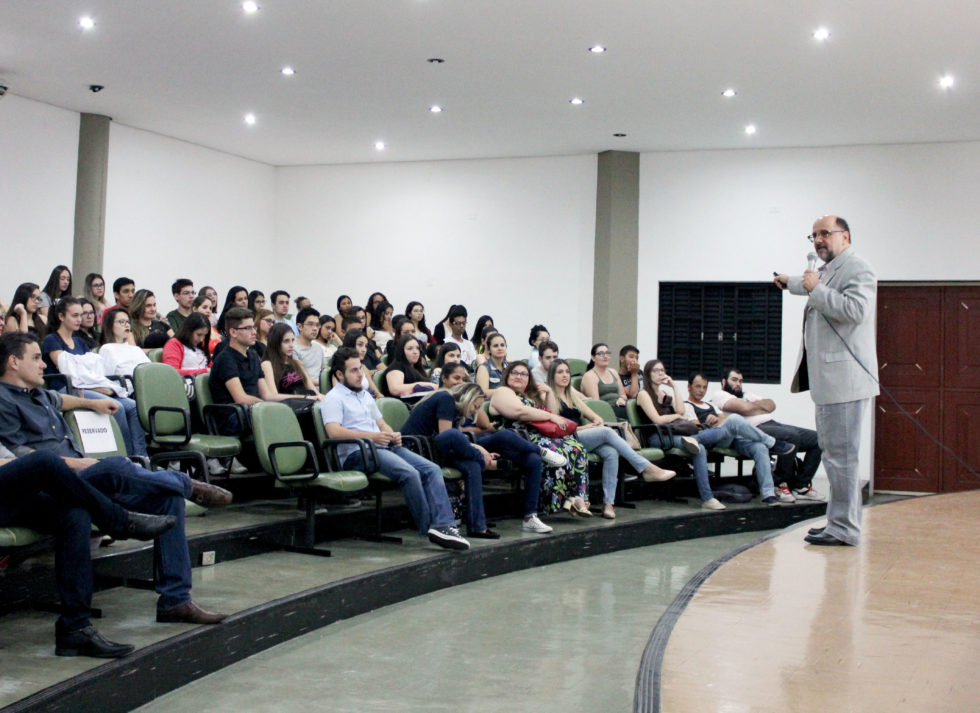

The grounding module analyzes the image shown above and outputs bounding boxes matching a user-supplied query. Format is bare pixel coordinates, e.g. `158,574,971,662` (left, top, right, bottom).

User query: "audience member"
98,308,151,378
162,312,211,376
365,292,388,321
5,282,46,337
320,347,469,550
370,301,395,353
217,286,249,335
337,329,382,397
41,297,89,374
333,294,353,339
545,358,676,519
316,315,341,365
165,279,196,333
383,334,436,400
406,301,435,345
475,332,509,396
294,307,325,384
39,265,73,318
129,289,172,348
443,306,477,365
260,323,321,398
618,344,642,398
473,327,498,368
108,277,136,317
581,342,628,418
429,342,461,384
490,361,589,517
76,298,100,350
527,324,550,370
710,367,824,501
433,304,468,345
472,315,494,353
82,273,110,322
531,340,558,383
634,359,721,510
199,286,220,325
252,308,275,358
193,294,222,352
294,295,312,314
269,290,298,335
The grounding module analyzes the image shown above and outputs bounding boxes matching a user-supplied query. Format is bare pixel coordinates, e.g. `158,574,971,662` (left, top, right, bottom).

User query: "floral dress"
501,394,589,514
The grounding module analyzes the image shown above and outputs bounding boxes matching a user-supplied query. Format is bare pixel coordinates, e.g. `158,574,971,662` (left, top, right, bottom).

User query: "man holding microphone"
775,215,879,546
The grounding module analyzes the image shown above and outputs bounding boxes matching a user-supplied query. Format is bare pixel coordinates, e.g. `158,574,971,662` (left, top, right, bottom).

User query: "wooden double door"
874,285,980,492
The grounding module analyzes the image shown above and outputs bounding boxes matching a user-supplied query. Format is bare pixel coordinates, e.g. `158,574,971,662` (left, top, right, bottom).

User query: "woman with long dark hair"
217,286,249,334
5,283,46,337
370,301,395,353
98,307,152,378
333,294,353,339
429,342,461,384
581,342,629,419
260,323,321,398
163,312,212,376
39,265,72,317
383,334,436,399
475,332,509,397
76,297,100,349
405,301,435,345
332,328,381,397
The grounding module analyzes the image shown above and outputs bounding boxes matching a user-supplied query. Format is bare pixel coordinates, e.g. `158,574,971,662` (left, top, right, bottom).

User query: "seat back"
147,348,164,363
571,375,583,391
251,402,311,478
585,399,618,424
376,397,411,432
133,362,189,437
194,372,213,425
64,410,128,459
625,398,646,427
373,370,387,395
565,358,588,377
319,367,333,394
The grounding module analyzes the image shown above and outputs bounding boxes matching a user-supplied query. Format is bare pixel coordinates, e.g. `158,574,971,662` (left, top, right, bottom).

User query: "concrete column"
72,113,111,283
592,150,639,348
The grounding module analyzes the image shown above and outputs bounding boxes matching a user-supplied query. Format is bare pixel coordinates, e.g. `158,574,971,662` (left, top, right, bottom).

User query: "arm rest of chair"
400,434,430,458
106,374,134,395
43,373,72,393
269,441,319,484
202,402,250,436
319,438,380,474
147,405,192,446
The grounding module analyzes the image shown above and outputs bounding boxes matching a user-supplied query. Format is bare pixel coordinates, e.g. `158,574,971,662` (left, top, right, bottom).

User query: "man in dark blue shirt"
0,333,230,638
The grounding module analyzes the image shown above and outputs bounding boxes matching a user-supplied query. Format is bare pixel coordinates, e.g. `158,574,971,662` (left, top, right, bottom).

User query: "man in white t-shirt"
709,367,823,501
444,306,477,366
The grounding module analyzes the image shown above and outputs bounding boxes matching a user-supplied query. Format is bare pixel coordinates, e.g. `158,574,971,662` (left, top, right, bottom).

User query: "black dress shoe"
118,512,178,541
466,529,501,540
56,626,134,658
807,526,826,536
804,531,851,546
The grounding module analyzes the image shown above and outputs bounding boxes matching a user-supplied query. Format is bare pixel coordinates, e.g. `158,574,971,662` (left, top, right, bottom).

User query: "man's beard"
346,378,362,392
723,382,743,398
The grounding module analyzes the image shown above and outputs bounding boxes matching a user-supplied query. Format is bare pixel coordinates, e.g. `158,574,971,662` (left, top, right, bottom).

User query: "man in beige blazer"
776,215,879,546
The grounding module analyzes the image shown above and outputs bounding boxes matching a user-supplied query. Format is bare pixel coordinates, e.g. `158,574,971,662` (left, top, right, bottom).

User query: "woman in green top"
580,342,628,419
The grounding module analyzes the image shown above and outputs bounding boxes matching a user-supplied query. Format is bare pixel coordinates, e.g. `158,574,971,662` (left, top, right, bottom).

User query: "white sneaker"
701,498,726,510
793,485,825,501
522,515,553,533
229,458,248,474
207,458,228,476
680,436,701,455
776,483,797,503
539,448,567,468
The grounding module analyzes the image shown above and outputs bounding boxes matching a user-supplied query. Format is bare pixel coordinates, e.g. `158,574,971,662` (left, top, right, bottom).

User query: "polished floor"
133,531,768,713
659,491,979,713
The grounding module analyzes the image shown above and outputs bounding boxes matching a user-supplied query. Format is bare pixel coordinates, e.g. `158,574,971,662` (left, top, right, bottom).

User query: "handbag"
527,416,578,438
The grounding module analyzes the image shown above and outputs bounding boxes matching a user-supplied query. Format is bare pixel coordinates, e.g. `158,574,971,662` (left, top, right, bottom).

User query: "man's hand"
773,274,789,290
89,398,119,415
802,269,820,293
63,457,99,471
371,432,395,447
705,413,720,426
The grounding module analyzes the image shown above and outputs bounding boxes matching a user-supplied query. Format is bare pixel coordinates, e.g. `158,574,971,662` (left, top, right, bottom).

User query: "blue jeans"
343,445,454,535
659,435,712,502
757,420,821,489
434,430,487,533
576,426,651,505
695,414,776,498
475,429,543,517
81,390,149,457
79,457,193,610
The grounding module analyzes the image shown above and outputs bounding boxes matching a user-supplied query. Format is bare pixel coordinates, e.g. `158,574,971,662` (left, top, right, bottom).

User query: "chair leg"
354,490,402,544
283,496,331,557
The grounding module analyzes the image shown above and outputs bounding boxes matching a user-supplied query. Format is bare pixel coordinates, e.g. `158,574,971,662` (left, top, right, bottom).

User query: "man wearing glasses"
444,306,477,366
294,307,325,384
775,215,879,546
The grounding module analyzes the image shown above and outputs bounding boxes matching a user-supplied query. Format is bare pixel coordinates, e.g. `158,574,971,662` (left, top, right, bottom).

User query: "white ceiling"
1,1,977,166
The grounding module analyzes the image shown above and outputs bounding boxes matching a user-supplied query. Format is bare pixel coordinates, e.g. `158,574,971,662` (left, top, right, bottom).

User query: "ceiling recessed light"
280,66,295,76
613,133,626,137
244,113,256,126
79,16,95,30
375,141,386,151
242,1,259,14
589,45,606,54
569,97,584,105
813,27,830,41
939,74,955,89
429,105,443,113
722,88,737,98
744,124,757,135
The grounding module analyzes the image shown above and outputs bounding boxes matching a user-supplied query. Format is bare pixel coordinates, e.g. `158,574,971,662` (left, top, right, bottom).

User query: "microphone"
807,252,818,272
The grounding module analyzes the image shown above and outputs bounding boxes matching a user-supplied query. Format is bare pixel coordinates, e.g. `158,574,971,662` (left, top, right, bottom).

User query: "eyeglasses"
179,290,197,297
91,282,104,288
302,321,320,328
115,319,132,326
510,371,530,379
452,320,467,326
594,350,610,356
233,325,257,332
807,229,845,243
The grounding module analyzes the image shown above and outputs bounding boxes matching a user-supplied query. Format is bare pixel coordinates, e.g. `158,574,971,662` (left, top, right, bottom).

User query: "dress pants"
815,399,868,546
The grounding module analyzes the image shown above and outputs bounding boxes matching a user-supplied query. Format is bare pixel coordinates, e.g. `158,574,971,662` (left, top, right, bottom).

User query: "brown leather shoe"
190,480,233,508
157,600,227,625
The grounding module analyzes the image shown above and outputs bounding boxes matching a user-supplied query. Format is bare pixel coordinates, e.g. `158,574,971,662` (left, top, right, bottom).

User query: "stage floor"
657,491,979,713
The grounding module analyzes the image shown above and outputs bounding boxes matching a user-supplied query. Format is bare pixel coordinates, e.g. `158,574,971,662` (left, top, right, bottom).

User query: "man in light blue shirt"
319,347,469,551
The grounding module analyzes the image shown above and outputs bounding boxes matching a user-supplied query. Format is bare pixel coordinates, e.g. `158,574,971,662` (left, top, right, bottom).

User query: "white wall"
639,141,980,482
0,95,79,304
276,155,597,358
104,124,277,309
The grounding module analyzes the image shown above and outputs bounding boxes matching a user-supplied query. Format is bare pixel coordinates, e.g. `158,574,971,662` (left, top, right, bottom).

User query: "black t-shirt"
210,346,262,404
401,390,457,436
382,362,429,397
